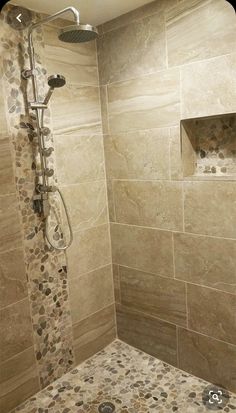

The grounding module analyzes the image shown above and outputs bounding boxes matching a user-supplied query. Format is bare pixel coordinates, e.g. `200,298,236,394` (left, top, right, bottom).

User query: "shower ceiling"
9,0,155,25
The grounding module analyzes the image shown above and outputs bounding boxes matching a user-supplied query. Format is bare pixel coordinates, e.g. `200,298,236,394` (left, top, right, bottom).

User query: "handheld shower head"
58,24,98,43
48,74,66,88
43,74,66,105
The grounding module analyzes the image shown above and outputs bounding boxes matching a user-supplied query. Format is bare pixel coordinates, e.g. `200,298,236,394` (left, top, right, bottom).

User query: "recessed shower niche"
181,113,236,180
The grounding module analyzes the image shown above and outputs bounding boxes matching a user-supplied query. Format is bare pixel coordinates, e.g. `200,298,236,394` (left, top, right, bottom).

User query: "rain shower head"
58,24,98,43
48,74,66,88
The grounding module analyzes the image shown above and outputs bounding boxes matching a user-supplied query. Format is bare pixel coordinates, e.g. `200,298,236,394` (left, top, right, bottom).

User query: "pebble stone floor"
13,340,236,413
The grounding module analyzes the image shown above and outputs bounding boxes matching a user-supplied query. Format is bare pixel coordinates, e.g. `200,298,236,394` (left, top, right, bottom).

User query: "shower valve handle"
44,168,54,177
42,147,54,157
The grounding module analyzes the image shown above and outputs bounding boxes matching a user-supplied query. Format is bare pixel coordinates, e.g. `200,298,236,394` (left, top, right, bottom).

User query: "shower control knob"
41,127,51,136
44,168,54,177
42,147,54,157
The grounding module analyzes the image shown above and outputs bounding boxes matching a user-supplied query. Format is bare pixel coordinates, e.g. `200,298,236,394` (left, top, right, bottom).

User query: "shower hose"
40,109,73,250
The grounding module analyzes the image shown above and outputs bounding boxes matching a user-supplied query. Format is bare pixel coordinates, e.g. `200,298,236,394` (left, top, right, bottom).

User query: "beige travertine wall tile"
170,126,183,180
181,53,236,118
67,224,111,278
106,179,116,222
69,265,114,323
50,84,102,135
187,284,236,345
174,233,236,294
0,248,27,309
120,266,187,327
100,0,177,34
0,347,39,413
62,181,108,232
113,180,183,231
0,298,33,362
111,223,173,277
104,129,170,180
43,24,98,86
178,328,236,393
117,304,177,366
166,0,236,67
0,194,22,254
100,86,109,134
107,68,180,133
55,134,105,185
0,136,15,195
113,264,121,303
184,181,236,238
73,304,116,365
98,12,166,85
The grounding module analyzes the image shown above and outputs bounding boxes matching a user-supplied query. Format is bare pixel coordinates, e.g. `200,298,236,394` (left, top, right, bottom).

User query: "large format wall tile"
55,134,105,185
67,224,111,278
178,328,236,393
167,0,236,67
0,347,39,413
43,24,98,86
187,284,236,345
113,180,183,231
100,0,177,34
0,136,15,195
62,181,108,232
69,265,114,324
0,248,27,309
0,194,22,253
117,304,177,366
111,223,173,277
104,129,170,180
181,53,236,118
98,12,166,84
108,68,180,133
113,264,121,303
120,266,187,327
73,304,116,364
51,84,102,135
174,233,236,294
184,181,236,238
0,299,33,362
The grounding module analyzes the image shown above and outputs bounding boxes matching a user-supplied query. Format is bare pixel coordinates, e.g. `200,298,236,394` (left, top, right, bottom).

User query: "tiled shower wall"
97,0,236,393
0,5,115,413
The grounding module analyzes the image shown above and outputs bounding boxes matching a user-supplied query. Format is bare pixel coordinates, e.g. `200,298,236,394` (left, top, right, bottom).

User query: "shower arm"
27,7,80,99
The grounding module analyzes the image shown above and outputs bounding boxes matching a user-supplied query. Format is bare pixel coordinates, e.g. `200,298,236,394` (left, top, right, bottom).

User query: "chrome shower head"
43,75,66,105
48,74,66,88
58,24,98,43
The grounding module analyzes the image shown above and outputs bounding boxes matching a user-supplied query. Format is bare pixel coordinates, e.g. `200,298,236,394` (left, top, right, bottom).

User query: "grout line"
119,303,236,348
182,180,185,232
68,262,112,281
113,263,236,297
0,344,36,366
176,326,179,368
172,232,176,279
100,51,236,87
72,301,116,327
0,296,29,312
110,221,236,242
185,282,189,329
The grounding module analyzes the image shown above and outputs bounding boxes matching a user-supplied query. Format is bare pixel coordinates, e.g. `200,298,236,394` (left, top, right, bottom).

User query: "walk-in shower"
21,6,98,250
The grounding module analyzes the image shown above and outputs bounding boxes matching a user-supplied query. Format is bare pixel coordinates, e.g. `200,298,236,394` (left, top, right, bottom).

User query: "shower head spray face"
43,75,66,105
58,24,98,43
48,74,66,88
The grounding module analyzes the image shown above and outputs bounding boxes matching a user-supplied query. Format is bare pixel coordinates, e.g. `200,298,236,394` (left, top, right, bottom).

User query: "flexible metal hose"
45,186,73,250
40,109,73,250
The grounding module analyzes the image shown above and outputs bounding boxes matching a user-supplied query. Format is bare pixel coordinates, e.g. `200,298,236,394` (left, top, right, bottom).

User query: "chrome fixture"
22,6,98,250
